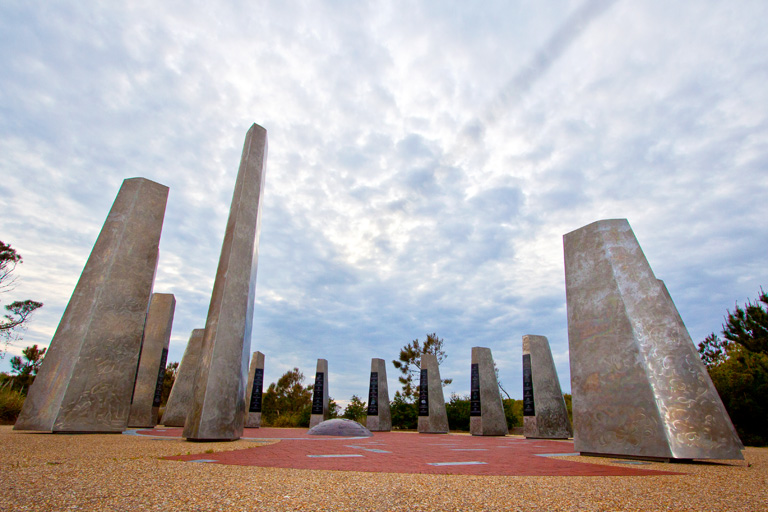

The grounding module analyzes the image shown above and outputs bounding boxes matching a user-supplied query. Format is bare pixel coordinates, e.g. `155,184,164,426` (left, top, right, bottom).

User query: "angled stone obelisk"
309,359,330,428
162,329,205,427
469,347,507,436
184,124,268,441
15,178,168,433
244,351,265,428
128,293,176,428
417,353,449,434
366,358,391,431
564,219,743,460
522,335,572,439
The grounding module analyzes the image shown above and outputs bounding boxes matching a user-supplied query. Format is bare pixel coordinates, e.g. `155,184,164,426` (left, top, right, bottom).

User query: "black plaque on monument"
249,368,264,413
469,363,481,417
522,354,535,416
152,348,169,407
311,372,325,415
367,371,379,416
418,369,429,416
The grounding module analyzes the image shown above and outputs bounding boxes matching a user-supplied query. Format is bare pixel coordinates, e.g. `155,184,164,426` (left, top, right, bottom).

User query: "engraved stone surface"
15,178,168,433
184,124,268,442
162,329,205,427
522,335,572,439
469,347,507,436
366,358,391,431
128,293,176,428
244,351,265,428
564,218,743,460
309,359,330,428
417,353,449,434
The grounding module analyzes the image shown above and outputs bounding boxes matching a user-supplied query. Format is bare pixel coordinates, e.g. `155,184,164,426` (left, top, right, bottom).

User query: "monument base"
580,452,693,463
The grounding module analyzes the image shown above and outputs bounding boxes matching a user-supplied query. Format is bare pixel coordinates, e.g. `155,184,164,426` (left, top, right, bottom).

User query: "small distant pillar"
469,347,507,436
522,335,572,439
417,353,449,434
244,351,265,428
128,293,176,428
15,177,168,433
184,124,268,442
309,359,330,428
365,358,391,431
162,329,205,427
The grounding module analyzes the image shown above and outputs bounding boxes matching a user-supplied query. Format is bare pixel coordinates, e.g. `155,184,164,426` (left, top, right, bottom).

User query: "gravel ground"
1,426,766,511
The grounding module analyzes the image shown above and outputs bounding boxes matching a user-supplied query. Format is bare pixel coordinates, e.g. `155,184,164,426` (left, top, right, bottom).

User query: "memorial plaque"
248,368,263,413
152,348,169,408
418,369,429,416
367,371,379,416
523,354,535,416
311,372,325,415
470,363,481,417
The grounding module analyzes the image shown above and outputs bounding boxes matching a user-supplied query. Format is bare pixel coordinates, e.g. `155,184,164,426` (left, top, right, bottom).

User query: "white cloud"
1,0,767,406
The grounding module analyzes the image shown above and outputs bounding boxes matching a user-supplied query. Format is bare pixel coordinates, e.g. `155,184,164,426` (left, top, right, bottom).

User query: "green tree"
8,344,46,393
1,241,43,360
563,393,573,425
502,398,522,429
160,361,179,406
342,395,367,423
262,368,313,427
392,333,452,401
698,288,768,446
445,393,470,431
390,391,417,430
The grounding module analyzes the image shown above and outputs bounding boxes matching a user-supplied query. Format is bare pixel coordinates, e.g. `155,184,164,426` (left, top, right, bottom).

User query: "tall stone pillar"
417,353,449,434
564,219,743,460
128,293,176,428
469,347,507,436
522,335,572,439
309,359,330,428
15,178,168,433
366,358,391,431
184,124,267,442
244,351,265,428
162,329,205,427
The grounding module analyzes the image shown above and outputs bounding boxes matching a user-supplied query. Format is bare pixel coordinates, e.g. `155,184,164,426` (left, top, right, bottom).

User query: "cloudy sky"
1,0,767,406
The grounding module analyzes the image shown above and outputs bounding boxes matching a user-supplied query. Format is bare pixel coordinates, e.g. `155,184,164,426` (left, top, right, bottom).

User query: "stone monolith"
469,347,507,436
162,329,205,427
366,358,391,431
522,335,572,439
309,359,330,428
128,293,176,428
15,178,168,433
244,351,265,428
417,353,449,434
184,124,267,441
564,218,743,460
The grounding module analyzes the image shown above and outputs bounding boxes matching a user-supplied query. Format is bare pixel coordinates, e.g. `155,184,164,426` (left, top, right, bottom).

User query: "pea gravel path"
2,426,765,511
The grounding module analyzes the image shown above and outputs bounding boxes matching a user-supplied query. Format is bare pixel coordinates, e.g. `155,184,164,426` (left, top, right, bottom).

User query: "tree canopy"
1,241,43,360
698,288,768,446
392,332,452,401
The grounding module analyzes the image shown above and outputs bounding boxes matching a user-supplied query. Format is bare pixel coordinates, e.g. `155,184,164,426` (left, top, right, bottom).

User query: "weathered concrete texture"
564,219,743,460
244,351,265,428
161,329,204,427
184,124,268,442
522,335,572,439
128,293,176,428
417,353,449,434
366,358,391,432
309,359,330,428
15,178,168,433
469,347,507,436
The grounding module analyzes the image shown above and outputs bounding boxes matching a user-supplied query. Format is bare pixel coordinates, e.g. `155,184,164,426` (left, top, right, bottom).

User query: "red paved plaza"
136,427,680,477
